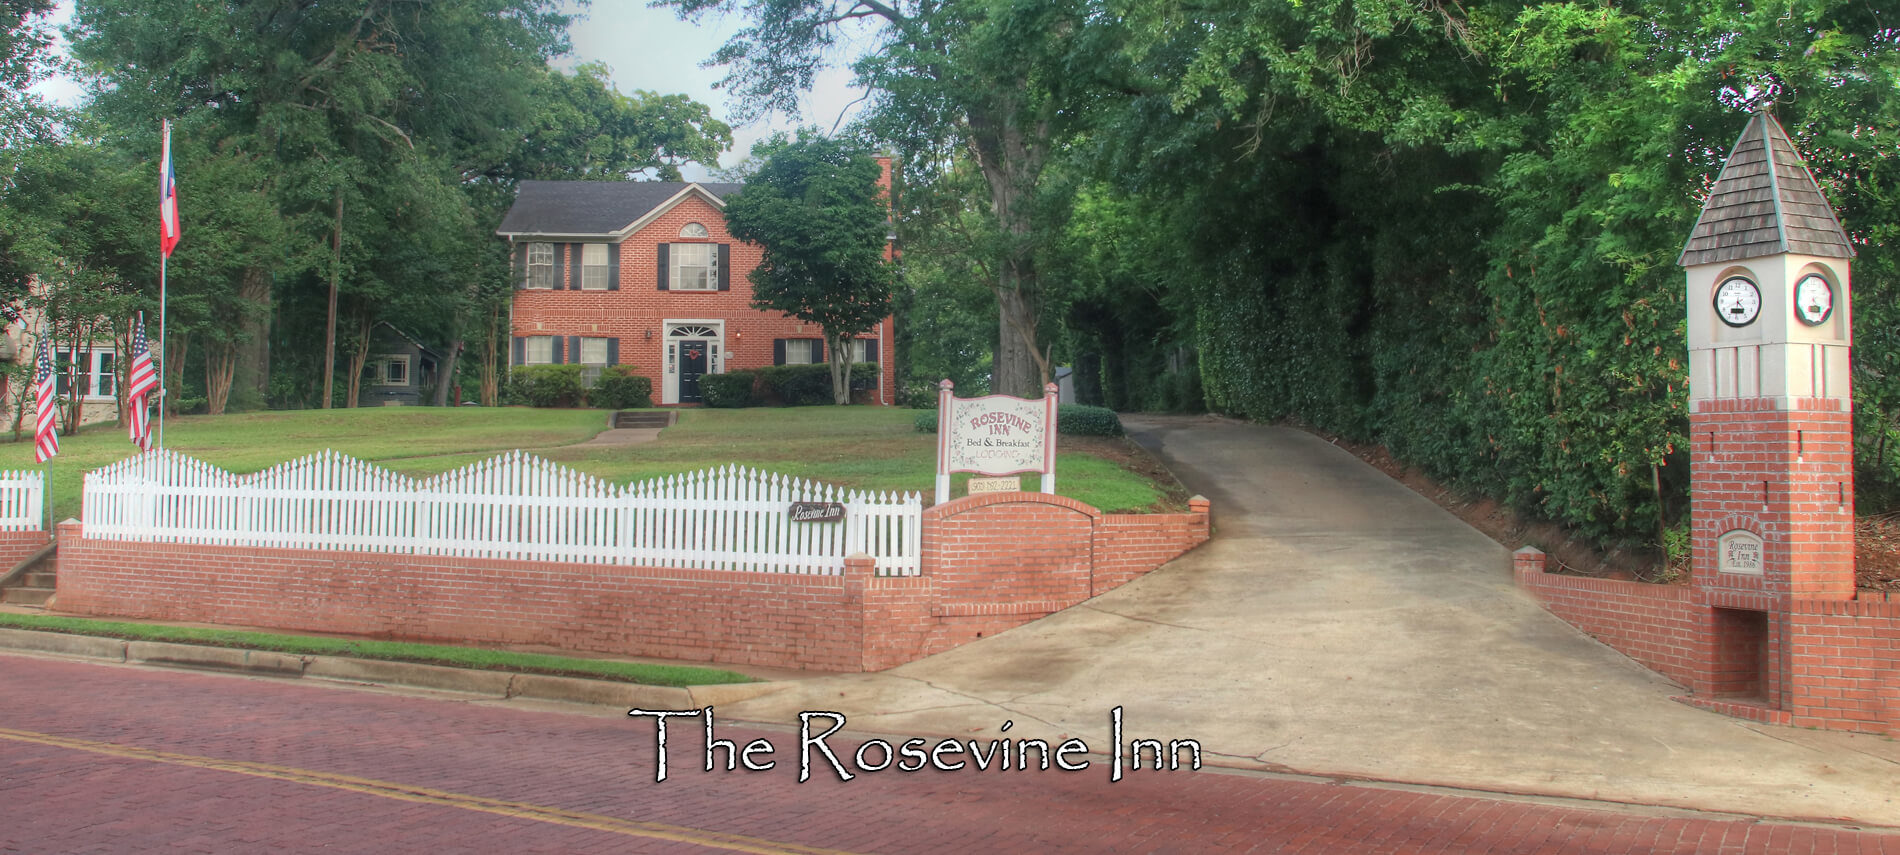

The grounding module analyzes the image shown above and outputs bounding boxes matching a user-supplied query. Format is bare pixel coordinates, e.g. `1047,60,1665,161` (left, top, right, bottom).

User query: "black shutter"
512,243,526,290
568,244,581,289
607,244,620,290
717,244,731,291
657,244,670,290
566,336,581,364
553,243,567,289
551,336,564,365
813,338,824,362
773,339,786,365
512,337,525,366
862,338,879,363
607,337,619,365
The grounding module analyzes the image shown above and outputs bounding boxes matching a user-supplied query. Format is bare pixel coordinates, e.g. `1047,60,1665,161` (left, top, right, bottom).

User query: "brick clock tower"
1678,112,1856,711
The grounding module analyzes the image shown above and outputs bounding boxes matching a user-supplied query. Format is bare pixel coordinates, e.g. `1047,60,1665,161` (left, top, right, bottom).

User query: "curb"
0,627,784,709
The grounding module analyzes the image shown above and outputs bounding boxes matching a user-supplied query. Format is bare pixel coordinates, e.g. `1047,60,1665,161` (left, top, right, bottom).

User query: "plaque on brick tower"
1677,110,1858,710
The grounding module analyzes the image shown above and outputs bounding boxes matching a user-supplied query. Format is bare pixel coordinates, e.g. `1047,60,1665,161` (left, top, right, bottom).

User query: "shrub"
507,365,585,408
757,363,879,406
914,411,939,433
700,371,757,408
1059,404,1124,436
589,366,653,409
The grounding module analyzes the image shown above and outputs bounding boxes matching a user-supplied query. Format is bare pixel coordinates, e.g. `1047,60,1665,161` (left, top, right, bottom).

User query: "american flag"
127,313,157,451
160,120,180,258
32,337,57,463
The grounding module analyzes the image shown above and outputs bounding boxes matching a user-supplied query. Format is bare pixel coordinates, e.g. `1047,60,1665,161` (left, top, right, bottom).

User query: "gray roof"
496,181,744,238
1679,113,1853,266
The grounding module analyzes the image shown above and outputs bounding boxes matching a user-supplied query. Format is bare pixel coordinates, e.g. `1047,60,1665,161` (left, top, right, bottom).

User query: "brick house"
495,161,897,406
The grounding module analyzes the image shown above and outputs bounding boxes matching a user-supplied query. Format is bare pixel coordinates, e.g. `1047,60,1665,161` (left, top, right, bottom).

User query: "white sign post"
934,380,1058,505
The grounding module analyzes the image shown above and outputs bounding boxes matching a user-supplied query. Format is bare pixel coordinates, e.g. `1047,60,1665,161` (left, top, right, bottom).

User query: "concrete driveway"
723,415,1900,824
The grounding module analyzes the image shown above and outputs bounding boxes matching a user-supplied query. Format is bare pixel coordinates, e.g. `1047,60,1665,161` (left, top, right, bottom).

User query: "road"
3,654,1896,853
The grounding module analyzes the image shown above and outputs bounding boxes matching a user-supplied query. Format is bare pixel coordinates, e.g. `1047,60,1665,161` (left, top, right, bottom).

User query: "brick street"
1,654,1896,853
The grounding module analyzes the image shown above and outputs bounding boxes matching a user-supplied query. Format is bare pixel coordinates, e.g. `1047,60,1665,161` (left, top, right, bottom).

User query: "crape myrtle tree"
722,132,893,405
662,0,1099,398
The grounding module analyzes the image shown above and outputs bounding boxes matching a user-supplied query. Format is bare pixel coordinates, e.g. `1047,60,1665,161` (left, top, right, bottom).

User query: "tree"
662,0,1092,397
722,132,893,404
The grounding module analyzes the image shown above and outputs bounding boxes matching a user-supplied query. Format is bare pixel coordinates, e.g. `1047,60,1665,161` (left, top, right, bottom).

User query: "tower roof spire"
1678,112,1854,266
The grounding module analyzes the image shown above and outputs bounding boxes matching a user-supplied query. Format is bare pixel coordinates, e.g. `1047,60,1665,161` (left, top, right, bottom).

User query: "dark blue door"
680,341,708,403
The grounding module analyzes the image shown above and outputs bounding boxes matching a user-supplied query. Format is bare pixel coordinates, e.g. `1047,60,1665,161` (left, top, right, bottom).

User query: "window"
526,242,555,289
671,243,717,291
679,222,709,238
374,355,410,386
582,244,609,290
783,339,817,365
55,350,115,399
577,336,611,385
853,339,878,363
523,336,554,365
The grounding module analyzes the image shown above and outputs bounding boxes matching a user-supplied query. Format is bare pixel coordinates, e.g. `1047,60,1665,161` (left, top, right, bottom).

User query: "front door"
679,340,709,403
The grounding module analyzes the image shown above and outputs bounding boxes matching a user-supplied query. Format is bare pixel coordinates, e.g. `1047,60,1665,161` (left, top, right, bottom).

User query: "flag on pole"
32,337,58,463
160,120,181,258
127,313,157,451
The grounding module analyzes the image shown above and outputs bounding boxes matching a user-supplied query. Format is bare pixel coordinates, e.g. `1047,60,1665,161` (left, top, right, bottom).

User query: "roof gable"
496,180,745,239
1679,112,1854,267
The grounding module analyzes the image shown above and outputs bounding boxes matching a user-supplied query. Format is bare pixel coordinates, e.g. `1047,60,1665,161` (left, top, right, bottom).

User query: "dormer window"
679,222,709,239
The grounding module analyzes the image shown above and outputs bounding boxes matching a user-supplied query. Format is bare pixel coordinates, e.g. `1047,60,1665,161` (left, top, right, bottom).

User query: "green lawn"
0,405,1175,520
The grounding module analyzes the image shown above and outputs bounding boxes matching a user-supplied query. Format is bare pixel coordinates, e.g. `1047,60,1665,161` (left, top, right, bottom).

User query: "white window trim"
526,242,556,289
581,244,609,290
56,348,117,401
522,335,555,365
374,354,410,386
784,339,818,365
670,243,718,291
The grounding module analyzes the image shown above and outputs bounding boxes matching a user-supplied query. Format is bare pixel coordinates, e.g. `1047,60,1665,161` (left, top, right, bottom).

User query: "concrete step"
614,411,673,429
23,571,55,589
2,587,53,606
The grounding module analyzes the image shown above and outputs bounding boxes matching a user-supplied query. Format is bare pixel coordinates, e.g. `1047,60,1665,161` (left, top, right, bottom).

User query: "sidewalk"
711,415,1900,826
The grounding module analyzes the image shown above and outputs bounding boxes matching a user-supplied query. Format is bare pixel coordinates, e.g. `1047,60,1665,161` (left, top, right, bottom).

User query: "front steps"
0,545,56,609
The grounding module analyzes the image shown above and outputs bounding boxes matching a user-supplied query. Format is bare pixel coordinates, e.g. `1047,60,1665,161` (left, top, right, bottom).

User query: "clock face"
1714,277,1762,328
1794,274,1834,326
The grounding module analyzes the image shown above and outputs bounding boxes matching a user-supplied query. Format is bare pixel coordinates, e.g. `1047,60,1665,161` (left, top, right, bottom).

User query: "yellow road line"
0,726,860,855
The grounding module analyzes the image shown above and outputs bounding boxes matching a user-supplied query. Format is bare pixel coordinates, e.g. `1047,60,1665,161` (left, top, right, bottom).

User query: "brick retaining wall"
1514,547,1900,735
0,529,50,572
54,495,1210,672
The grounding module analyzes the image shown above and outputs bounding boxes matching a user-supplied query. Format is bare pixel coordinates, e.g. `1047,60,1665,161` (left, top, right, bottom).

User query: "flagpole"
157,118,169,450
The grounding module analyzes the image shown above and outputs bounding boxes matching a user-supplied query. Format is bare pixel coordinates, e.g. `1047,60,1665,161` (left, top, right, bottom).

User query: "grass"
0,612,753,687
3,405,1173,519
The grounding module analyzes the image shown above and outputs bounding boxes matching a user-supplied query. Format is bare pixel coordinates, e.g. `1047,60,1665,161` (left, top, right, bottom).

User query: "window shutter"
568,244,581,289
813,338,825,363
773,339,786,366
553,243,567,289
863,338,880,363
512,244,526,290
657,244,670,290
717,244,731,291
566,336,580,365
551,336,564,365
607,244,620,290
512,337,524,366
607,337,619,365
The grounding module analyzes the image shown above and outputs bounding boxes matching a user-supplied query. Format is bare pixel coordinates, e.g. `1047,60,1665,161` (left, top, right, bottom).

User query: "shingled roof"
496,180,745,238
1678,113,1854,267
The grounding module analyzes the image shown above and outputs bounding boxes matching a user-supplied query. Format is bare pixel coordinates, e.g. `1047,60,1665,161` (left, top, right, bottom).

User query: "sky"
28,0,873,182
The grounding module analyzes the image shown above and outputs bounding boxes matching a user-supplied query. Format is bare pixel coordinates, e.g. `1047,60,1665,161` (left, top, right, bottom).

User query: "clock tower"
1679,111,1855,710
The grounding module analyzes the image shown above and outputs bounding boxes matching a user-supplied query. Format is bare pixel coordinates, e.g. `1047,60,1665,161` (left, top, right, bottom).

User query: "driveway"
724,415,1900,824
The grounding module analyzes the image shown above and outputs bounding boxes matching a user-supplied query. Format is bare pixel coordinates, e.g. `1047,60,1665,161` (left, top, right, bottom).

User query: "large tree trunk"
433,338,464,407
205,340,236,415
233,266,271,408
827,331,856,405
345,313,371,408
967,95,1052,398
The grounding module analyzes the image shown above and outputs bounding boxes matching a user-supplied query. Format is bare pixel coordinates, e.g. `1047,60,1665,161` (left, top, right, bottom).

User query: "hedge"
589,366,652,409
700,371,756,408
506,365,585,408
757,363,878,406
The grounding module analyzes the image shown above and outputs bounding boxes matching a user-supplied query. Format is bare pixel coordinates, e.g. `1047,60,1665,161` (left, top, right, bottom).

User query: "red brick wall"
1788,599,1900,735
512,191,899,404
1512,548,1704,688
0,529,49,572
57,496,1211,672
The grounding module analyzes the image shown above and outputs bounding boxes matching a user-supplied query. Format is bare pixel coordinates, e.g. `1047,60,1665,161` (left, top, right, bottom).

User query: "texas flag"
160,120,180,258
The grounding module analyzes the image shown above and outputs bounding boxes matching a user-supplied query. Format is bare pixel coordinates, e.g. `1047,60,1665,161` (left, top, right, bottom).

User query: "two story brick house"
496,163,896,406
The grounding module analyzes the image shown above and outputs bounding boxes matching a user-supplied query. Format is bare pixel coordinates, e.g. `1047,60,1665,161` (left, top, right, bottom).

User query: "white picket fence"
81,449,922,575
0,469,43,531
